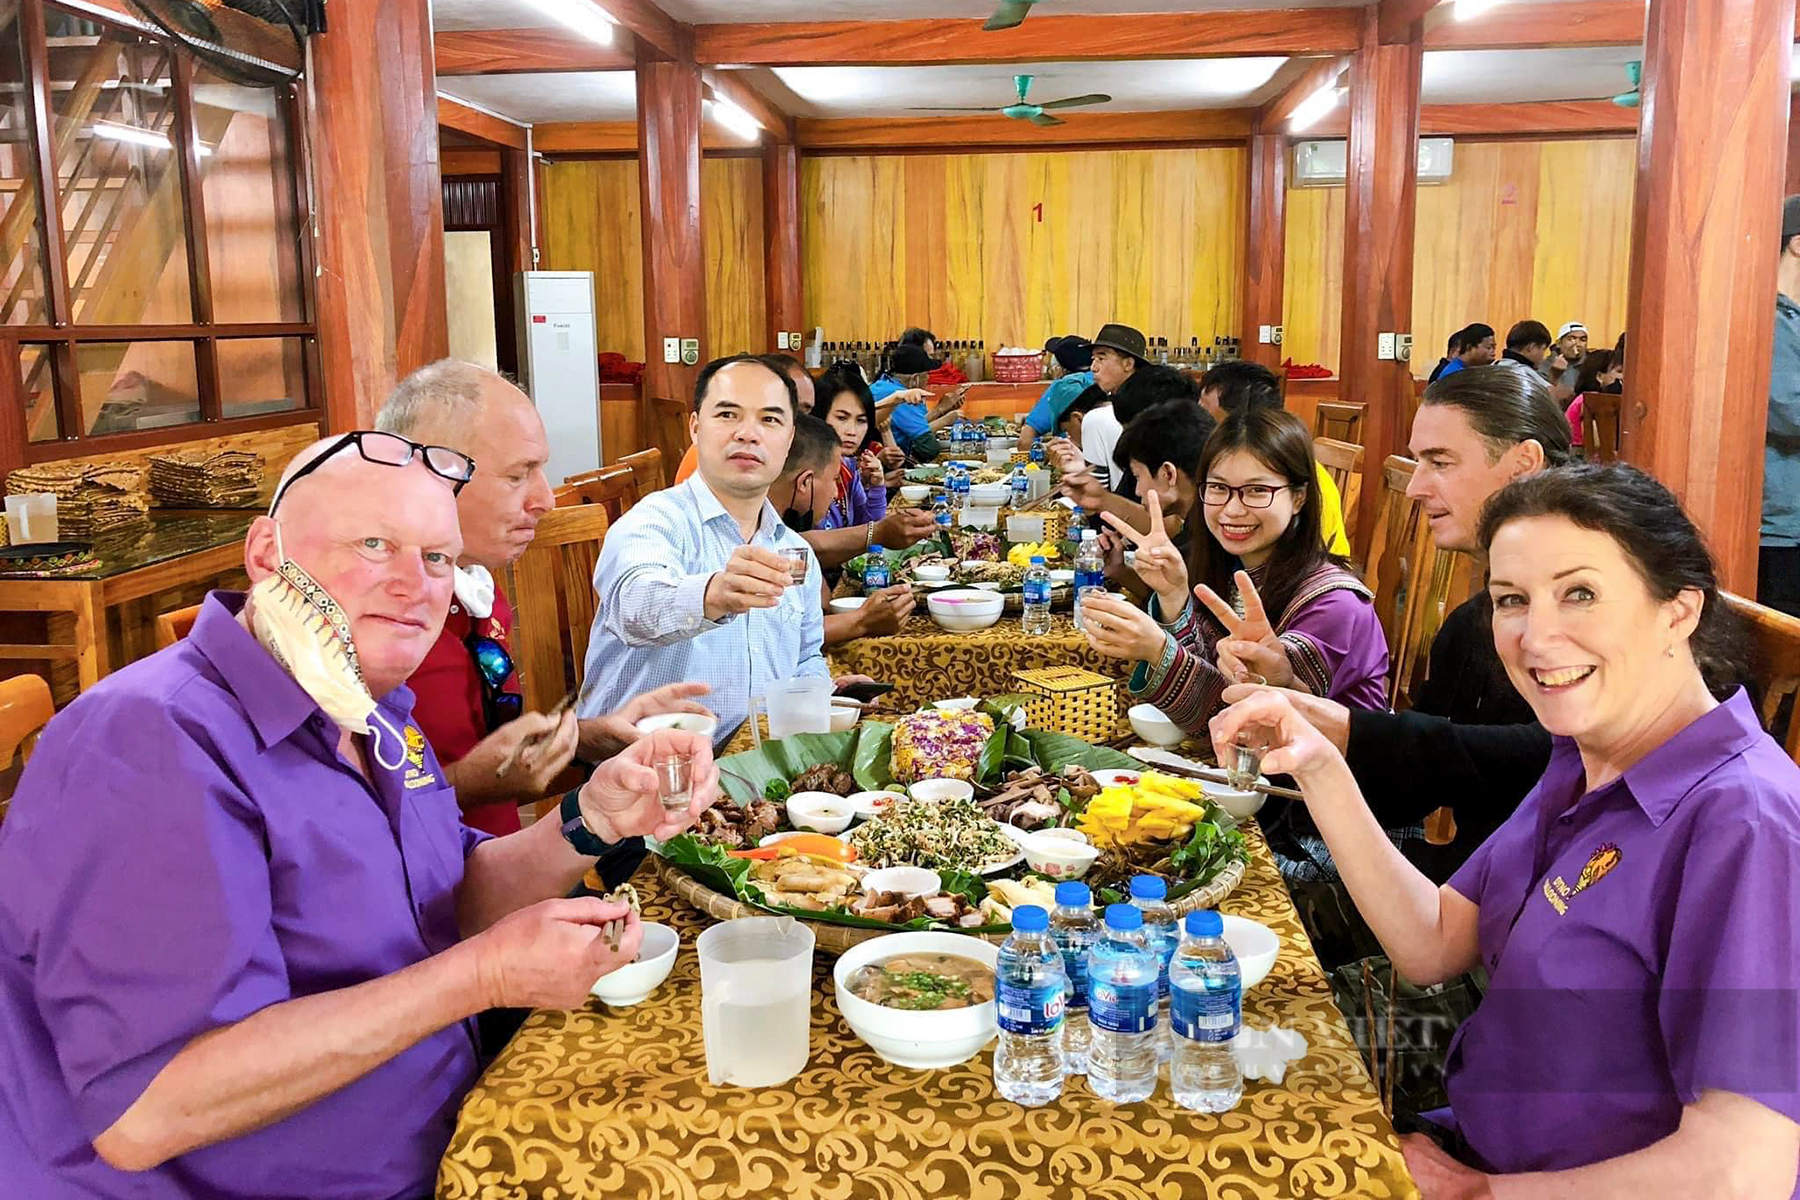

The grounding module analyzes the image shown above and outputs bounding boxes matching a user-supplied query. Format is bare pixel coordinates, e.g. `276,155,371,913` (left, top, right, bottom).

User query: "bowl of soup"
833,931,1001,1069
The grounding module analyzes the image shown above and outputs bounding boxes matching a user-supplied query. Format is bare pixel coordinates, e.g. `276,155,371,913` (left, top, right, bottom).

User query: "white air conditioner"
1292,138,1455,187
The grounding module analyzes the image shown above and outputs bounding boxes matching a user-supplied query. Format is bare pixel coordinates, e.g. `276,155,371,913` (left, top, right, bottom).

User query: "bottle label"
997,980,1066,1036
1088,978,1158,1034
865,566,889,590
1023,579,1051,605
1171,982,1240,1043
1075,567,1105,591
1059,952,1089,1009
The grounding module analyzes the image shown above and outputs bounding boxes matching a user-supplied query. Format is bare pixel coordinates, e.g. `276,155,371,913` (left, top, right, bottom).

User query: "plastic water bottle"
948,461,969,517
1070,504,1086,538
863,544,889,594
1022,556,1052,635
1050,882,1099,1075
1072,529,1105,632
1169,910,1244,1112
1130,875,1178,1062
993,905,1067,1107
1011,464,1030,510
1030,441,1047,466
933,493,952,536
1086,904,1160,1103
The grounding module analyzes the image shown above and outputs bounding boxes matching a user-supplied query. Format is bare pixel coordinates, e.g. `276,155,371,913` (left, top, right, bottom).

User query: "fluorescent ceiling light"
1288,84,1345,133
519,0,615,46
90,119,211,155
1454,0,1504,20
707,96,762,141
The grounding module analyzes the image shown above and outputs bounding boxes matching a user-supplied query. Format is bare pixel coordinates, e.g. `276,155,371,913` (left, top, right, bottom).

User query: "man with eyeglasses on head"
375,361,713,837
0,431,723,1200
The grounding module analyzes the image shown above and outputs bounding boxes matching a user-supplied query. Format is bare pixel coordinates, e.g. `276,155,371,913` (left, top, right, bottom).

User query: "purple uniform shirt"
0,592,490,1199
1446,689,1800,1186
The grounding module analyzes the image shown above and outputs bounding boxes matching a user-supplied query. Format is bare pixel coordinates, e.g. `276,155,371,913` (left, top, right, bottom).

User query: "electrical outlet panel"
680,338,700,367
1377,332,1397,361
1257,324,1273,344
789,331,801,351
1396,333,1413,363
663,337,680,364
776,331,790,350
1272,325,1284,346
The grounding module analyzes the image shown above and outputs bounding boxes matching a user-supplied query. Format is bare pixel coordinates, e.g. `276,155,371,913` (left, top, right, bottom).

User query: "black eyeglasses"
269,430,476,515
466,632,523,731
1201,482,1290,509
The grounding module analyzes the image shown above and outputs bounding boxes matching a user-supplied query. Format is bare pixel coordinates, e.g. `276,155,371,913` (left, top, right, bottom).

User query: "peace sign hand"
1193,569,1296,690
1099,490,1188,618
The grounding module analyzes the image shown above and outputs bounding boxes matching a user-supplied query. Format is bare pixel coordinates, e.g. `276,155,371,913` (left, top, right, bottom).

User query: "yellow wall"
1281,137,1637,376
800,148,1246,351
538,156,765,364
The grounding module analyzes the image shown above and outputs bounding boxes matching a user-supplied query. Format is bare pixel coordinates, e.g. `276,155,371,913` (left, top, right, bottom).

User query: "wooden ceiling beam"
692,10,1362,66
1422,0,1646,48
1378,0,1443,44
596,0,691,62
531,121,761,154
1306,98,1639,137
1259,56,1348,128
701,68,795,143
795,109,1256,150
436,94,528,149
434,29,635,75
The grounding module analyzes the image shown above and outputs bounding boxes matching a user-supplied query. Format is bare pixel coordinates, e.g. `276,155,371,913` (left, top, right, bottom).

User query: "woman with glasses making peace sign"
1080,407,1388,737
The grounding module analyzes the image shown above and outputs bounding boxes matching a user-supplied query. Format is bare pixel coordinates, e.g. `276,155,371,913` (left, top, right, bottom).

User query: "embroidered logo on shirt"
401,724,438,789
1542,842,1622,915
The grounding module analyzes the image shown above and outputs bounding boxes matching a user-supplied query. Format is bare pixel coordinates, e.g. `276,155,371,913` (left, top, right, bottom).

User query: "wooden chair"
1312,437,1365,548
153,602,203,649
1391,528,1478,713
648,395,692,471
1722,591,1800,764
1580,391,1622,463
1314,400,1365,446
618,447,665,494
0,673,53,825
553,463,640,520
1363,455,1424,653
506,503,612,717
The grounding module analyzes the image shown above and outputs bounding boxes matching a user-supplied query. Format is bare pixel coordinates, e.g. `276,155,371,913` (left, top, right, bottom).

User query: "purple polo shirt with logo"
1445,688,1800,1184
0,592,490,1199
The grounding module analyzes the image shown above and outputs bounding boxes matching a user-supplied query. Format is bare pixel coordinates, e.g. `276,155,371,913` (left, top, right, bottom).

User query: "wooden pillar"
764,140,804,356
310,0,447,431
637,59,706,460
1340,9,1422,552
1241,120,1287,371
501,146,534,277
1621,0,1795,594
1787,94,1800,207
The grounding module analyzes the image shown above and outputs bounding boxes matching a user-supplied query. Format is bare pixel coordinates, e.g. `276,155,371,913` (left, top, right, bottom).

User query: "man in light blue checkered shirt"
578,357,832,746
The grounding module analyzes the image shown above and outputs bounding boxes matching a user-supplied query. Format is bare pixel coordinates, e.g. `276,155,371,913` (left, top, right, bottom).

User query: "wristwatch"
559,788,612,856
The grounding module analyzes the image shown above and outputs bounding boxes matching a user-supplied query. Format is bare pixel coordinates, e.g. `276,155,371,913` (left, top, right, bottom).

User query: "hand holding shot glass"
777,546,810,587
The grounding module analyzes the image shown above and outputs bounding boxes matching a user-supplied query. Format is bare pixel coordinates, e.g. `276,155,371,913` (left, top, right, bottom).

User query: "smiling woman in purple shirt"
1214,462,1800,1198
0,436,721,1200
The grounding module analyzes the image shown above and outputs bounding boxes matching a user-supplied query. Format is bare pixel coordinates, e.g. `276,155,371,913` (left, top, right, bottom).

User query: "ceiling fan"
907,74,1112,127
1609,60,1643,108
984,0,1039,31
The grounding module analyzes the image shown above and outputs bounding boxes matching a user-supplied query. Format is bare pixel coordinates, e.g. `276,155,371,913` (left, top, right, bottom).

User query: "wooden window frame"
0,0,321,474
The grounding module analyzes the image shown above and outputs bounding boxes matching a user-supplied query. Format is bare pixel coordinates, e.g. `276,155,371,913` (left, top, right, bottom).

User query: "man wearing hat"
1079,323,1149,489
873,342,965,460
1539,321,1588,401
1759,195,1800,615
1018,335,1095,452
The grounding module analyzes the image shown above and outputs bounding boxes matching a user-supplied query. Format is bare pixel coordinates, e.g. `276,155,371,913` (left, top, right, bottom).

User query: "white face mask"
248,524,406,771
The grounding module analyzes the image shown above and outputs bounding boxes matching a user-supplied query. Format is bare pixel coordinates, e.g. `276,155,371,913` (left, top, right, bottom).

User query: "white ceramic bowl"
1202,780,1266,821
1048,569,1074,585
899,484,932,503
833,931,1001,1069
589,922,679,1007
1128,703,1186,747
829,596,866,614
1022,830,1101,879
908,777,975,803
828,701,861,733
1220,914,1280,990
932,696,980,711
787,790,857,834
847,789,907,820
912,563,953,583
634,712,720,741
861,865,942,898
968,482,1011,506
926,589,1004,632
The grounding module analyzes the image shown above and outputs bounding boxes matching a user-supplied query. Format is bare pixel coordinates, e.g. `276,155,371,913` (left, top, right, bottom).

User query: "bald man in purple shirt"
0,433,721,1199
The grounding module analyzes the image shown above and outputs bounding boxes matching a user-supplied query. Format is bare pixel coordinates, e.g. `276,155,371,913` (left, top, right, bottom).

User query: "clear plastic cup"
697,917,816,1086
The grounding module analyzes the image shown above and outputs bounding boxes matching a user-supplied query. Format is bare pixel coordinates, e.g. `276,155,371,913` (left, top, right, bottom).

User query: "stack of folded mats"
146,449,264,508
6,461,150,537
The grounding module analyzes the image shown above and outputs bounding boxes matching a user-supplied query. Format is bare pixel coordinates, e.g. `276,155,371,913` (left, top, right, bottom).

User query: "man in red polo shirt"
377,361,711,835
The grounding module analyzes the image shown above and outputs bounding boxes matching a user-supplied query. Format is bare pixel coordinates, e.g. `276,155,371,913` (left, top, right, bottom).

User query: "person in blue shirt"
1019,334,1095,452
1760,195,1800,616
1427,323,1495,384
874,342,965,460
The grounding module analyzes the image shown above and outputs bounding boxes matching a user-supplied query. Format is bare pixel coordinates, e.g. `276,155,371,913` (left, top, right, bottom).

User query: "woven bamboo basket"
1012,665,1120,742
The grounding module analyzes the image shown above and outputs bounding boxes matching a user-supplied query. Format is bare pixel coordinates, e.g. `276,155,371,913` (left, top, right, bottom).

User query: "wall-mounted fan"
907,74,1112,128
984,0,1039,31
1609,60,1642,108
127,0,326,87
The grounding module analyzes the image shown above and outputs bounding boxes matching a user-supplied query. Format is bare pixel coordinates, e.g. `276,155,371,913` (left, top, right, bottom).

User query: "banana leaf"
713,723,896,804
842,538,948,585
657,833,756,899
1017,729,1139,774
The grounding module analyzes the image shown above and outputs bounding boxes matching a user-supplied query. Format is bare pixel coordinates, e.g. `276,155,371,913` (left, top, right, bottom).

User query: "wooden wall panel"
1283,137,1635,376
800,148,1245,350
540,160,645,361
701,156,767,356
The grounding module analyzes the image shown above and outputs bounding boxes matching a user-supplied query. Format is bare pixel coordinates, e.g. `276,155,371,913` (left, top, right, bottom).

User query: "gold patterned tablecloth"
828,613,1125,719
437,822,1418,1200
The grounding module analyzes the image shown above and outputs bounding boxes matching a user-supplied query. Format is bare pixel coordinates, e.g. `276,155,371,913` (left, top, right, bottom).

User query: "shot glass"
1226,735,1264,791
655,751,694,812
778,546,809,587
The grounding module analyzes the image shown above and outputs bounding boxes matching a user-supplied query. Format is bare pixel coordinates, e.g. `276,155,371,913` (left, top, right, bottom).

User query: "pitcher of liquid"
759,677,834,741
697,917,816,1087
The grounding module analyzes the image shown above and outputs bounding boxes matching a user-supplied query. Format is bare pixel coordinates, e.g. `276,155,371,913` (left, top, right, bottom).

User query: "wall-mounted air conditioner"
1292,138,1455,187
